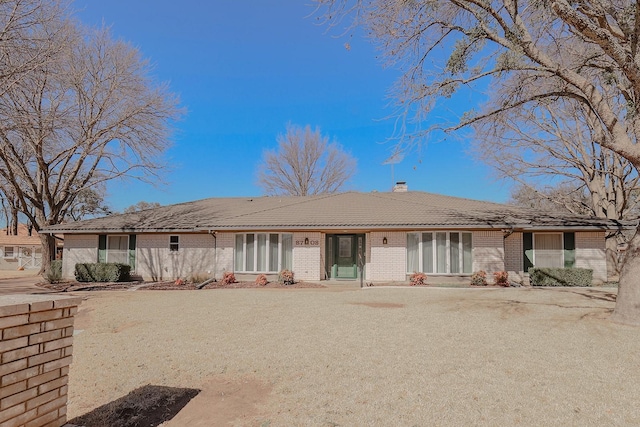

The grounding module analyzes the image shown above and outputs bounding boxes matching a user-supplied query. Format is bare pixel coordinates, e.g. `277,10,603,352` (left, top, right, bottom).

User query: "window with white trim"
235,233,292,272
407,232,472,274
533,233,563,268
3,246,15,259
107,235,129,264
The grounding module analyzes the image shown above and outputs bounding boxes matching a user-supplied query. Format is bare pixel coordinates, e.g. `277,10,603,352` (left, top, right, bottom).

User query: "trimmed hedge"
75,263,131,282
528,267,593,287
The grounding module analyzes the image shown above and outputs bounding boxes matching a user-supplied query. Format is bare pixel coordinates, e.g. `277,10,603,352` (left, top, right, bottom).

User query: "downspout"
197,230,218,289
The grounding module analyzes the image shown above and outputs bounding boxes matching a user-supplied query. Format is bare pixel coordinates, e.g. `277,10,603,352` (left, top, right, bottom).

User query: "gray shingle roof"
42,191,627,234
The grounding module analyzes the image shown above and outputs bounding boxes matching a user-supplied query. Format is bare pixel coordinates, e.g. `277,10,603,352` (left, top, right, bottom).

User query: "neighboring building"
0,223,43,270
42,187,625,284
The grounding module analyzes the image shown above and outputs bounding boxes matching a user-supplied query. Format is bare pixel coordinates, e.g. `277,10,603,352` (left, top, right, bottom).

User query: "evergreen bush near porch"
75,263,131,282
529,267,593,287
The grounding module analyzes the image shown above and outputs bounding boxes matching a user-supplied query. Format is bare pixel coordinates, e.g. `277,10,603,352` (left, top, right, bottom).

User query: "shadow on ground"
68,385,199,427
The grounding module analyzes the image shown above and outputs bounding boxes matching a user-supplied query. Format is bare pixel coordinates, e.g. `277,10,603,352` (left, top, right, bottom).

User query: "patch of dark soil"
38,280,327,291
68,385,199,427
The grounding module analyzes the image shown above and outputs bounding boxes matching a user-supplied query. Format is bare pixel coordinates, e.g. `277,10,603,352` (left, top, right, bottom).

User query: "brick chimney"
393,181,408,192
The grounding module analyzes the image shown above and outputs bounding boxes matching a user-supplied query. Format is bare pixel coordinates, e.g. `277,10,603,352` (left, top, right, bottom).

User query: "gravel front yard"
67,286,639,426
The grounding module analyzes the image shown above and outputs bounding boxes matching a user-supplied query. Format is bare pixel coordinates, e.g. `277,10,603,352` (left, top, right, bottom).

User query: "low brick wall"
0,295,81,427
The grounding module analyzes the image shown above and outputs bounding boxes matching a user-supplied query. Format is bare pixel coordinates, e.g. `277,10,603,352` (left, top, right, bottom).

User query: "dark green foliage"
75,263,131,282
529,267,593,287
44,260,63,283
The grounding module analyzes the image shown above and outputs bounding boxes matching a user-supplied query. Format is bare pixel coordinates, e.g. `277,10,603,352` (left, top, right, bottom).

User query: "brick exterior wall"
576,231,607,283
367,232,406,281
292,232,323,281
0,295,81,427
214,233,235,278
136,233,216,281
504,232,524,281
61,235,98,279
472,231,505,275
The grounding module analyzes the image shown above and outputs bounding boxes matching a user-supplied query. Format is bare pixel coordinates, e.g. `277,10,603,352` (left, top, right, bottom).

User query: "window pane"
462,233,472,273
269,234,279,272
339,237,352,258
422,233,433,273
450,233,460,274
235,235,244,271
436,232,447,273
108,236,128,264
246,234,255,271
407,233,419,272
535,233,563,268
256,234,267,271
281,234,292,270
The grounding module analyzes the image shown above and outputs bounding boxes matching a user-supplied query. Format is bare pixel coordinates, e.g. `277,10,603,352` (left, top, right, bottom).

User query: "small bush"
255,274,268,286
409,272,428,286
279,269,294,285
75,263,131,282
493,271,509,287
44,260,63,283
470,270,487,286
529,267,593,287
221,272,236,285
188,273,210,284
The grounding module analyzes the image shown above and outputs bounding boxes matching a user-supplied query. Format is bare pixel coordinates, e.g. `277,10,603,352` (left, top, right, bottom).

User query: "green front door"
337,235,356,278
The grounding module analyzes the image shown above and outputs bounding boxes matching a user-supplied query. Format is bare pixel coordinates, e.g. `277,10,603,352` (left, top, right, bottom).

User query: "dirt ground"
65,285,640,426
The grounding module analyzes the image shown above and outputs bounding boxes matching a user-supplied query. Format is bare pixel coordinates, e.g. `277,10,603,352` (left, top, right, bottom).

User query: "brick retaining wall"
0,295,81,427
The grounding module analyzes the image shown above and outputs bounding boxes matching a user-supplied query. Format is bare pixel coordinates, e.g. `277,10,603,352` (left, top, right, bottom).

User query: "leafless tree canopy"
0,0,182,271
315,0,640,324
124,201,161,214
257,124,356,196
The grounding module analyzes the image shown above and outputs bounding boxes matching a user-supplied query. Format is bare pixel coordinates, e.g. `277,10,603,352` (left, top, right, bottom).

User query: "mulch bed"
37,280,326,292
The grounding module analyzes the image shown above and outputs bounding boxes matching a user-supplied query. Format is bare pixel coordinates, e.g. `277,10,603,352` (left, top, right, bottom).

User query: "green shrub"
75,263,131,282
44,260,63,283
529,267,593,287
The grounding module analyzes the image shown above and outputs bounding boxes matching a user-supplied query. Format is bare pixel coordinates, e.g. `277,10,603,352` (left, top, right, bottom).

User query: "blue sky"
73,0,510,212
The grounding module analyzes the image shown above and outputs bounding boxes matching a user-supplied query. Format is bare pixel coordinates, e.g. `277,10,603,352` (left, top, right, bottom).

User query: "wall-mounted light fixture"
304,237,309,245
382,237,388,245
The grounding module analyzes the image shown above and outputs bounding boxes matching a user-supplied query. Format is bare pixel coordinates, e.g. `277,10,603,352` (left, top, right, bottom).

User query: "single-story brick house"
43,185,624,284
0,224,43,270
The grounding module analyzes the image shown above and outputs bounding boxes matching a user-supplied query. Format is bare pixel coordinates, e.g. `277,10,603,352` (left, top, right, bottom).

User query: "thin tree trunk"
612,228,640,325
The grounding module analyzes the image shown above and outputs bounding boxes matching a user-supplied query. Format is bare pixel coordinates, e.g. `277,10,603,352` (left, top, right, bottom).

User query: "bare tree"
0,3,181,272
124,201,161,213
67,188,112,221
315,0,640,324
0,0,71,95
257,124,356,196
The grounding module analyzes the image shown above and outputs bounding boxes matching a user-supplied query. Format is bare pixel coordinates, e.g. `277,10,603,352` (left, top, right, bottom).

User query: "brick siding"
0,295,81,427
367,232,407,281
576,231,607,283
472,231,505,275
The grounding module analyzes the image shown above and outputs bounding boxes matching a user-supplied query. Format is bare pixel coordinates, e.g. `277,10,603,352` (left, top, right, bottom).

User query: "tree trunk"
38,233,56,275
611,228,640,325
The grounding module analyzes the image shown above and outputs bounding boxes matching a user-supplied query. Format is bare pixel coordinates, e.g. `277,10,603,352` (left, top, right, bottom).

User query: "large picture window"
407,232,472,274
235,233,293,273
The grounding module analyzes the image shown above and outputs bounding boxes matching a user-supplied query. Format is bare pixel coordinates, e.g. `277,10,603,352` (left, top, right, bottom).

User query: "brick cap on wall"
0,295,82,317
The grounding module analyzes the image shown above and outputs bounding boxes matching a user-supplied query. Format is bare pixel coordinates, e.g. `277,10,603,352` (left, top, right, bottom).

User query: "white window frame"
3,246,15,259
407,231,473,275
235,233,292,273
533,232,564,268
169,235,179,252
106,235,129,264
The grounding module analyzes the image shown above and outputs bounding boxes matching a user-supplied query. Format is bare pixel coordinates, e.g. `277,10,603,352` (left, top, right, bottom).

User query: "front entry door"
336,235,357,279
